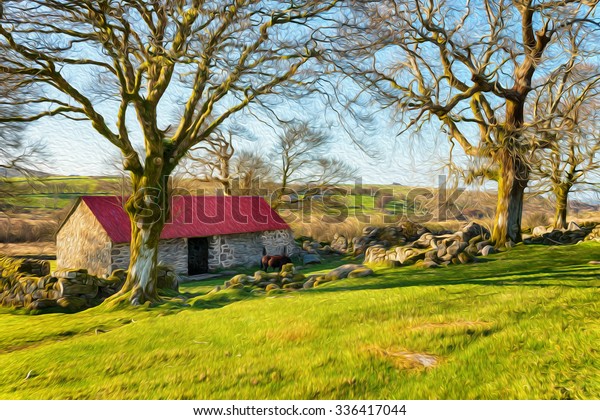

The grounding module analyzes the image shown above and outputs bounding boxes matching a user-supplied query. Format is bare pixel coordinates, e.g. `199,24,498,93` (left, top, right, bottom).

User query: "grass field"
0,243,598,399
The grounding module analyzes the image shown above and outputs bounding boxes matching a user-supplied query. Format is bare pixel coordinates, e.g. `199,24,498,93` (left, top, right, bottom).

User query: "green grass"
0,243,599,399
2,176,121,210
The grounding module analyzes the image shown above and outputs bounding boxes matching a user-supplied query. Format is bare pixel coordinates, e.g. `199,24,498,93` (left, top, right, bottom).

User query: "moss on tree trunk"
492,150,529,246
553,185,570,230
113,147,174,305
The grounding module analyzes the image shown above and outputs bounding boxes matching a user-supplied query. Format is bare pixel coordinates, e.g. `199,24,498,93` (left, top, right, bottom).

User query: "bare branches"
336,0,598,158
184,129,236,194
529,60,600,204
333,0,599,244
0,73,45,198
0,0,340,180
271,120,355,192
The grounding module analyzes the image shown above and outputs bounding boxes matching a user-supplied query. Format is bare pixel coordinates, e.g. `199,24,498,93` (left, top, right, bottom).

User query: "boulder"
480,245,496,256
461,222,490,240
292,273,306,282
476,241,491,252
56,278,98,299
27,299,58,311
320,245,334,254
254,271,268,281
458,252,473,264
281,263,295,273
229,274,247,285
57,296,88,311
348,267,374,278
303,277,317,289
265,283,280,292
585,225,600,242
446,241,461,257
303,254,321,265
395,247,421,264
331,234,349,253
532,226,549,237
422,260,441,269
324,264,367,281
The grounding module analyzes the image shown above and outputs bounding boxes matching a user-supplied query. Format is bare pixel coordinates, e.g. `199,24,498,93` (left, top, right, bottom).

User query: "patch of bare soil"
367,346,439,369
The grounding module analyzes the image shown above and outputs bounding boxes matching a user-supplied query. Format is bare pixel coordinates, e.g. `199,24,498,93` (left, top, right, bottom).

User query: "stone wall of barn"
110,238,188,274
208,229,298,270
56,202,112,277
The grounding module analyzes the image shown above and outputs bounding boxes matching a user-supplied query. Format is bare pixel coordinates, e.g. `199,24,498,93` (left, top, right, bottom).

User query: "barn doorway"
188,237,209,275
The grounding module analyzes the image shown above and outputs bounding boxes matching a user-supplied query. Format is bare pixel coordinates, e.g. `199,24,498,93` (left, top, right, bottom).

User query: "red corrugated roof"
78,196,290,243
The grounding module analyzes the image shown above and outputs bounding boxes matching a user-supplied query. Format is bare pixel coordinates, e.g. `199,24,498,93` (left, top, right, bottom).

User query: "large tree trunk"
490,86,531,247
113,148,173,305
492,150,529,246
120,220,164,305
553,184,570,230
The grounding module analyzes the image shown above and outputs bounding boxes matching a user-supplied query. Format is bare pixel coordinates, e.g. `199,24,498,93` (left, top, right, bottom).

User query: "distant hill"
0,167,54,178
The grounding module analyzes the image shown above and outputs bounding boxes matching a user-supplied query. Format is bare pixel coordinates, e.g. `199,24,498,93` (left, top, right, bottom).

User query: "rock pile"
0,255,179,311
364,222,492,268
0,255,50,278
215,263,374,293
0,262,126,311
524,222,593,245
585,224,600,242
332,223,430,256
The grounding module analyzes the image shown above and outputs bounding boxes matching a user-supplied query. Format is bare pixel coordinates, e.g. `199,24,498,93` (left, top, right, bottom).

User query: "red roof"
76,196,290,243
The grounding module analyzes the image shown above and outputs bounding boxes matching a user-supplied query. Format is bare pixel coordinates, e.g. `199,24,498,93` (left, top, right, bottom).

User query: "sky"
11,0,600,203
25,94,455,188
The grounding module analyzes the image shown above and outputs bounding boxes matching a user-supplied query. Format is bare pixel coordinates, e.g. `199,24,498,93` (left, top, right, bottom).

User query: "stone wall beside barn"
56,202,112,277
107,229,297,275
110,238,188,275
207,229,298,270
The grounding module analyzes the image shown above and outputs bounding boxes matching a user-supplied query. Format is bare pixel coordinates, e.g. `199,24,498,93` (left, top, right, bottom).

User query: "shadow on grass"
161,245,600,313
29,245,596,316
313,263,600,295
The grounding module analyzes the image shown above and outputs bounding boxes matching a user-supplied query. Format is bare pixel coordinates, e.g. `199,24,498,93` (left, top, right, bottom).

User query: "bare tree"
529,62,600,228
230,149,272,195
0,0,340,304
337,0,599,245
184,129,235,195
0,74,43,200
271,120,355,206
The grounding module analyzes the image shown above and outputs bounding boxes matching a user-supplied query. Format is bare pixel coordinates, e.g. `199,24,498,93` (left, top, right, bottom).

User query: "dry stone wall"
585,224,600,242
0,256,123,311
363,222,489,268
525,222,593,245
0,255,179,311
208,230,298,270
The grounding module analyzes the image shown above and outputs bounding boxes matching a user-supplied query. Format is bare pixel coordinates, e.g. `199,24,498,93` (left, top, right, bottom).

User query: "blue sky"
14,0,599,201
25,93,455,188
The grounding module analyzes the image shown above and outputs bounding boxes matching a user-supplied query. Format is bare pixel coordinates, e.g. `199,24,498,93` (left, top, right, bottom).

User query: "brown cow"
261,255,292,272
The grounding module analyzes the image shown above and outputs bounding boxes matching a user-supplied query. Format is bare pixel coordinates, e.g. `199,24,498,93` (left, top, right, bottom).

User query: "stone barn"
56,196,298,277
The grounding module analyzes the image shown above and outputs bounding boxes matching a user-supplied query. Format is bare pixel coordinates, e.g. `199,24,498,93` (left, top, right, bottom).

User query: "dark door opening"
188,237,209,275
